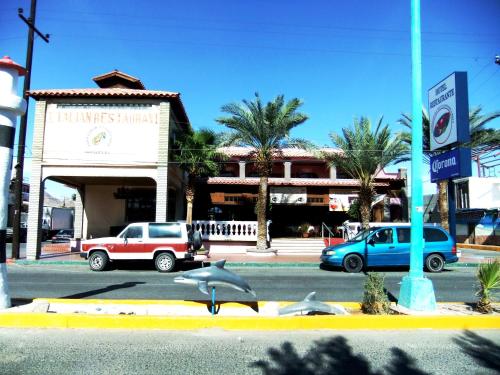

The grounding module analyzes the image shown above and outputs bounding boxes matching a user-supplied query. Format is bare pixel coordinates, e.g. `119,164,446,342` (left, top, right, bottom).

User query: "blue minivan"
320,224,459,273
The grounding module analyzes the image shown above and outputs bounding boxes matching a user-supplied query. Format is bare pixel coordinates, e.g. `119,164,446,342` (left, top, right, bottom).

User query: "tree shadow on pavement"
453,330,500,373
62,281,145,299
251,336,430,375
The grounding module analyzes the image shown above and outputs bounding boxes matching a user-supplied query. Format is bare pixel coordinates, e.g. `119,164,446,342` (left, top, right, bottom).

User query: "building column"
329,165,337,180
239,161,246,179
73,186,84,239
155,102,170,222
26,101,46,259
284,161,291,180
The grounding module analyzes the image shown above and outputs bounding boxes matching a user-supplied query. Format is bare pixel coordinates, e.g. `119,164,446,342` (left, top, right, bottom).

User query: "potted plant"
298,223,313,238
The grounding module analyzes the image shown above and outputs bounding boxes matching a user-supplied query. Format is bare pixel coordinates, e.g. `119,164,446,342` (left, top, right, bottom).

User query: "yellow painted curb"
458,243,500,252
0,313,499,331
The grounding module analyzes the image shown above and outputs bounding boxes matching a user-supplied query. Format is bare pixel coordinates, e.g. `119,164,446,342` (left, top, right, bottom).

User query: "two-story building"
192,146,407,238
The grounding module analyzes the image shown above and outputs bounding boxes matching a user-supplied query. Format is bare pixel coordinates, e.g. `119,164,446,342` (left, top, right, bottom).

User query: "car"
80,222,203,272
51,229,74,243
320,224,459,273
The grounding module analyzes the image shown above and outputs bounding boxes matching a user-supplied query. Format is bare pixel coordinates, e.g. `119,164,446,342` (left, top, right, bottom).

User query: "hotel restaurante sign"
428,72,470,151
43,104,160,164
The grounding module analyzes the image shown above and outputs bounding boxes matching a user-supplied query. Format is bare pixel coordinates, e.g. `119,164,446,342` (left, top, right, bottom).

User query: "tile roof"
27,88,190,127
28,88,179,99
206,177,390,187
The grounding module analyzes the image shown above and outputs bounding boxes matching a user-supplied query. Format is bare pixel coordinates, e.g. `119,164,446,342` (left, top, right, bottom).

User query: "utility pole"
11,0,49,259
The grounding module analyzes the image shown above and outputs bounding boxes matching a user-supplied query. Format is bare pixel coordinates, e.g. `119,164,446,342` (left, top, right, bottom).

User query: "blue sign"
430,148,471,182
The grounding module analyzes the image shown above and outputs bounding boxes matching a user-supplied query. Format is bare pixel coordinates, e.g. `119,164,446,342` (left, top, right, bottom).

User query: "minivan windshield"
349,227,378,242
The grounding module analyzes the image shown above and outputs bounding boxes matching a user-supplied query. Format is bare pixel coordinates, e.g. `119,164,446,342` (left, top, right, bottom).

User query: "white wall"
468,177,500,209
84,185,125,238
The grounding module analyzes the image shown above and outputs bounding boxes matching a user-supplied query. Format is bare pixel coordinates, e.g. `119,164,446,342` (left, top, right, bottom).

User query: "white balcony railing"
192,220,258,241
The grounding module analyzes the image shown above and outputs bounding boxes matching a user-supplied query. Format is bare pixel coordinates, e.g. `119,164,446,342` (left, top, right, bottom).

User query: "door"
366,228,401,266
115,225,144,256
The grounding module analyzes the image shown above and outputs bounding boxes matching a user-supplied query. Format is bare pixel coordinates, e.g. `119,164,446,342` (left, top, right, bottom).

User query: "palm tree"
174,128,224,224
216,93,309,252
399,107,500,230
321,117,408,230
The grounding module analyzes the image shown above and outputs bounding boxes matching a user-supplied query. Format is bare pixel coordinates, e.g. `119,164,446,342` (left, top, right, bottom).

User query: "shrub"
362,272,390,314
475,259,500,314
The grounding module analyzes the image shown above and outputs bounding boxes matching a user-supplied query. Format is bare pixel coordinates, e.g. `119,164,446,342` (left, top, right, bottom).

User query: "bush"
362,272,390,314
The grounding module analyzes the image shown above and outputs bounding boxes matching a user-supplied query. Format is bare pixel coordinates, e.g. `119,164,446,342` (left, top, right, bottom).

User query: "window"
149,223,182,238
424,228,448,242
397,228,411,243
123,226,143,239
373,228,393,244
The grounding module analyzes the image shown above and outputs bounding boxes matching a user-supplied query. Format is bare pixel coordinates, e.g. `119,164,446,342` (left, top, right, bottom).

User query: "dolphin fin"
214,259,226,268
197,281,209,295
304,292,316,301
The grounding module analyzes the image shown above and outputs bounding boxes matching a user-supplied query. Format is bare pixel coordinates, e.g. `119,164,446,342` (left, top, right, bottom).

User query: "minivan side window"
397,228,411,243
424,228,448,242
149,223,182,238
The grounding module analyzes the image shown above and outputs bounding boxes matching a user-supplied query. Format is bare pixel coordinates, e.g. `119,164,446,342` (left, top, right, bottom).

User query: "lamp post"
0,56,26,308
398,0,437,311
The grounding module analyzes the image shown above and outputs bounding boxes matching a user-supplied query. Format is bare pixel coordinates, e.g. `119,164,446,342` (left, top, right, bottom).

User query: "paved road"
7,263,480,303
0,328,498,374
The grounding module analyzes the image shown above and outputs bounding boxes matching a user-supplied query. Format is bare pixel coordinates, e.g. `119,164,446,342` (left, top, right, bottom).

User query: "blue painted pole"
398,0,437,311
211,287,216,315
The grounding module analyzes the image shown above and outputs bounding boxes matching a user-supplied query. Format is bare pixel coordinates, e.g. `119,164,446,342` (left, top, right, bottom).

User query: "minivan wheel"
89,251,109,271
155,252,176,272
343,254,364,273
425,254,445,273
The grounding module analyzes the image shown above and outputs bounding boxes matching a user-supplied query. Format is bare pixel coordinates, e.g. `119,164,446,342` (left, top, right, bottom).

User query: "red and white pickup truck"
80,222,202,272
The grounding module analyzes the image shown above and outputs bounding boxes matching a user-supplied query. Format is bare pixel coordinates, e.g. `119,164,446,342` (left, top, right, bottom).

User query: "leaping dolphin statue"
174,259,256,297
278,292,348,316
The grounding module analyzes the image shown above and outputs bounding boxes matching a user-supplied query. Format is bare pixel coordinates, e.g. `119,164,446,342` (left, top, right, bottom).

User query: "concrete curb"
457,243,500,252
0,299,499,331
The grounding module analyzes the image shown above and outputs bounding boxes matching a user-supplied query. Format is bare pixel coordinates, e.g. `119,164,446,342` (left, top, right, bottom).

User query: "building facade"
26,71,190,259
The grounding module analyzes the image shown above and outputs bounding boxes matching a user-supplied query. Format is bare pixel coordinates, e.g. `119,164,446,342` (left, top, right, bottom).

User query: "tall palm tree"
322,117,408,230
174,128,224,224
399,107,500,230
216,93,309,252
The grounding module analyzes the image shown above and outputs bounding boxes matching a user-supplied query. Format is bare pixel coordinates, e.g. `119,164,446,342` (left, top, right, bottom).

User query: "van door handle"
389,246,395,249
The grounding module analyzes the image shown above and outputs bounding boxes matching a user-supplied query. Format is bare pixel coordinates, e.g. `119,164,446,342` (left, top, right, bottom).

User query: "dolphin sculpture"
278,292,348,316
174,259,256,297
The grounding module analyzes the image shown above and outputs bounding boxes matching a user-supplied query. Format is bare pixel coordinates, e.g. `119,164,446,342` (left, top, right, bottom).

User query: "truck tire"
192,231,202,251
89,251,109,271
155,252,176,272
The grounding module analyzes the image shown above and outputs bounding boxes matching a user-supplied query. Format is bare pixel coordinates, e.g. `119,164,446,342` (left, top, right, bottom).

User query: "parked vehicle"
51,229,74,243
42,207,74,240
320,224,459,273
80,222,203,272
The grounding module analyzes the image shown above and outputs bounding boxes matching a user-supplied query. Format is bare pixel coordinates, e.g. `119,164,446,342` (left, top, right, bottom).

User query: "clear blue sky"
1,0,499,197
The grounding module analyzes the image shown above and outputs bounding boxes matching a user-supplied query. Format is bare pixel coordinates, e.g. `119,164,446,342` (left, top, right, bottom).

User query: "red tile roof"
28,88,190,127
207,177,390,187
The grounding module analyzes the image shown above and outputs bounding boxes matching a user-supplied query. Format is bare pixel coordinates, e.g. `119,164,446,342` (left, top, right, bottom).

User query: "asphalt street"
7,263,480,303
0,328,498,375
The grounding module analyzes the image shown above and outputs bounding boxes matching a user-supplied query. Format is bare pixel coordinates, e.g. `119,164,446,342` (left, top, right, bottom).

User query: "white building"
26,71,190,259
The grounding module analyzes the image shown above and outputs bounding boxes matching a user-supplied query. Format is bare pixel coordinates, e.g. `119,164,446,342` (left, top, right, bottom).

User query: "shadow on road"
62,281,145,299
453,330,500,373
252,335,430,375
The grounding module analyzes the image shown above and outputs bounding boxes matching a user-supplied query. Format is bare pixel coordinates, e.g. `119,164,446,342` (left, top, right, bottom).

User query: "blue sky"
1,0,499,198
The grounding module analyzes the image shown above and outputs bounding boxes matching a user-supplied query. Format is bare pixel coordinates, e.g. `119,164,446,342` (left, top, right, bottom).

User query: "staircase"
270,237,326,255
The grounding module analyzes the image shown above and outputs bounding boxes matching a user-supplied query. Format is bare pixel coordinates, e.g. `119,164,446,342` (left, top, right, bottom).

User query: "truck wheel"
155,252,176,272
89,251,109,271
425,254,444,273
343,254,363,273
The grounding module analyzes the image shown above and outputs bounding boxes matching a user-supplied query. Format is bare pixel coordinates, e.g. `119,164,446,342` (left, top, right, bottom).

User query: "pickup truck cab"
81,222,202,272
320,224,459,273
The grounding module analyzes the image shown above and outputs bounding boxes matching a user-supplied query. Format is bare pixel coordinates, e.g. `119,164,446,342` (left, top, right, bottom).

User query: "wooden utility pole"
11,0,49,259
